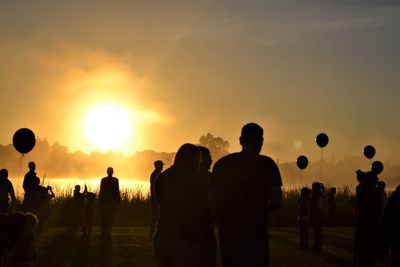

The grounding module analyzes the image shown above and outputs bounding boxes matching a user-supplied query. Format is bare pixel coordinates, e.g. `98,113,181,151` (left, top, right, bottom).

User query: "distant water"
10,177,150,198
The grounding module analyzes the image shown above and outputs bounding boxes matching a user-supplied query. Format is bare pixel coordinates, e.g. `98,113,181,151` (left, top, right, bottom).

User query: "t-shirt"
211,152,282,230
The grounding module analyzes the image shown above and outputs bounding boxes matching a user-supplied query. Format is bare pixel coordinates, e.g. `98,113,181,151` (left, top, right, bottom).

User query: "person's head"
173,143,200,171
300,187,310,198
312,182,322,192
377,181,386,190
154,160,164,171
240,123,264,154
74,185,81,191
28,161,36,171
0,169,8,180
330,187,336,194
356,170,365,183
107,167,113,177
198,146,212,172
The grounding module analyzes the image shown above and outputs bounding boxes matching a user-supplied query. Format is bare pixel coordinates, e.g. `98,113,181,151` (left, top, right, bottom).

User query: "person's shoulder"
214,152,241,167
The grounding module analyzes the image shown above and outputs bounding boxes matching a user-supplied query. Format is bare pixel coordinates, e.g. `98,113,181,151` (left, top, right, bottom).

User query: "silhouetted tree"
198,133,229,162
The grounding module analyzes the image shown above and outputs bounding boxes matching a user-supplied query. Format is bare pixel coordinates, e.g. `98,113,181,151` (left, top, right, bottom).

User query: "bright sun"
85,104,131,151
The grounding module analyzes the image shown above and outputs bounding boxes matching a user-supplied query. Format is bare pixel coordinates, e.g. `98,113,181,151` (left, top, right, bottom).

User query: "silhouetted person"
198,146,217,267
0,169,16,213
211,123,282,267
0,212,37,267
310,182,324,251
328,187,336,223
377,180,389,263
33,182,55,238
353,170,365,266
82,190,96,236
382,184,400,267
72,185,85,229
150,160,164,240
153,143,205,267
354,171,383,267
297,187,311,249
99,167,121,239
22,162,40,213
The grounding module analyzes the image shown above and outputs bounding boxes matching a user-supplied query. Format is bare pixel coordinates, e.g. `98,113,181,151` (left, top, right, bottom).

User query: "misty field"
28,226,388,267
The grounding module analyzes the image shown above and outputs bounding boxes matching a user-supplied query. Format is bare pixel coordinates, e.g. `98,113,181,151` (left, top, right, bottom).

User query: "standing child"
297,187,311,249
82,186,96,236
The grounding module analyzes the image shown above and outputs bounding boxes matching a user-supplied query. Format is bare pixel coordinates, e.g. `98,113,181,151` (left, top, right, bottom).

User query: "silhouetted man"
22,162,40,212
211,123,282,267
355,171,383,266
99,167,121,239
149,160,164,239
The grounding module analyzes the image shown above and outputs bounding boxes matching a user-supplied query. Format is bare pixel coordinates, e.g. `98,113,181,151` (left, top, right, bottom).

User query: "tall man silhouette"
211,123,282,267
99,167,121,239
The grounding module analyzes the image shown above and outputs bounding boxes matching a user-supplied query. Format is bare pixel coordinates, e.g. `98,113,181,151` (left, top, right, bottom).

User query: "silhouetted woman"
197,146,217,267
0,169,16,213
153,143,204,267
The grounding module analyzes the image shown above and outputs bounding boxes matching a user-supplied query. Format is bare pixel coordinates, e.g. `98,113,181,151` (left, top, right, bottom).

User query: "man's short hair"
154,160,164,168
240,123,264,145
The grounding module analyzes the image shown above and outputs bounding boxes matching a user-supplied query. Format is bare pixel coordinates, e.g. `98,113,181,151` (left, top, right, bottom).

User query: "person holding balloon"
0,169,16,214
22,162,40,213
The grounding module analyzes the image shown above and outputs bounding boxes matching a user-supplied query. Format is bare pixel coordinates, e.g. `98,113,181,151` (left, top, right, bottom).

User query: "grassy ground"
28,227,386,267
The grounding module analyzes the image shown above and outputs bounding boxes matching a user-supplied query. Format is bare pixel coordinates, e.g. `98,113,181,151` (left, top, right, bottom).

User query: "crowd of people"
0,122,399,267
0,162,121,266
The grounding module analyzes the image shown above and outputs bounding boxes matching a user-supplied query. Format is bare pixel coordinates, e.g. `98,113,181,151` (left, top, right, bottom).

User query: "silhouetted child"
82,190,96,236
72,185,85,229
297,187,311,249
310,182,324,251
33,183,55,238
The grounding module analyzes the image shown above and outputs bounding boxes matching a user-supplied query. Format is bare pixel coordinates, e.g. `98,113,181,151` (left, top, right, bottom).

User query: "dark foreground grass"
23,226,386,267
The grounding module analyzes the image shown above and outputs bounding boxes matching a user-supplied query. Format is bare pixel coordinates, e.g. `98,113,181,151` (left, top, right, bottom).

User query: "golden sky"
0,1,399,164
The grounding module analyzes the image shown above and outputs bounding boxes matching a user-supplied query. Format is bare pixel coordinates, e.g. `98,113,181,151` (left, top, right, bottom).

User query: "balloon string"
18,154,24,179
320,148,323,180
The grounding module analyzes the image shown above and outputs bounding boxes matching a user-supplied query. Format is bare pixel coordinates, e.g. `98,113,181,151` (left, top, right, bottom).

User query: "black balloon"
316,133,329,148
296,155,309,170
363,145,376,159
371,161,384,175
13,128,36,154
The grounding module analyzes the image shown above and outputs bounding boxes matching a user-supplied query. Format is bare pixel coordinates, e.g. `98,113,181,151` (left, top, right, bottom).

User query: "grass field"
19,226,386,267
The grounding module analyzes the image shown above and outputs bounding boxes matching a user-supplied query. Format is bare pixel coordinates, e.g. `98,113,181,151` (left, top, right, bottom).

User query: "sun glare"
85,104,131,151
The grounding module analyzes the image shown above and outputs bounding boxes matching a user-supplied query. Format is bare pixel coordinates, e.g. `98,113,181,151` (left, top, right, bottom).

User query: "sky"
0,0,399,165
